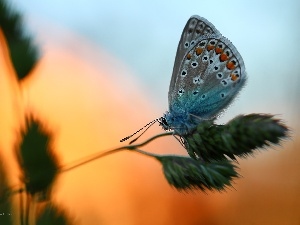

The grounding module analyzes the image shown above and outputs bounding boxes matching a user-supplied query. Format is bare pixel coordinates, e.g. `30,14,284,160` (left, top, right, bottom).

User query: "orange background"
0,13,300,225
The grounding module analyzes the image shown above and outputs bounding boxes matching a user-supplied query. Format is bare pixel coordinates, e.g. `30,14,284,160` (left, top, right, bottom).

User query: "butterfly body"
160,15,246,136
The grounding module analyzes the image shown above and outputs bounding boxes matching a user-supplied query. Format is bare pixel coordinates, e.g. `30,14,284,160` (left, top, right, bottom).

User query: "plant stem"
60,132,173,173
2,132,173,200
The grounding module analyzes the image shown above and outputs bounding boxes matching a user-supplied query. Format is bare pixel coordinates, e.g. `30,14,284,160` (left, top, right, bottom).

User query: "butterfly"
159,15,247,136
121,15,246,143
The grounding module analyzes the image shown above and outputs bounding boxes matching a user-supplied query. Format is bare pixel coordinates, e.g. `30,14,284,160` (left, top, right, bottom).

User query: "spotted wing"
168,15,221,104
170,34,247,120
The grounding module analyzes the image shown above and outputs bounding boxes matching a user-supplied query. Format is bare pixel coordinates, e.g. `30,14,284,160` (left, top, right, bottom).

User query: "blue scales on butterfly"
160,15,247,136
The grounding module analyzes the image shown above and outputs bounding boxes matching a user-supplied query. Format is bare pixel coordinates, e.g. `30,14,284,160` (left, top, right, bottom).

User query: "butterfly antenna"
120,119,159,143
128,122,156,144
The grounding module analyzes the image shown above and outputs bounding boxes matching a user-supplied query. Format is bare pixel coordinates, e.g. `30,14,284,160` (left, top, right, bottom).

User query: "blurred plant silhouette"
15,118,62,224
0,0,73,224
183,114,288,161
0,0,290,224
0,0,38,80
36,203,75,225
17,118,59,201
0,161,12,225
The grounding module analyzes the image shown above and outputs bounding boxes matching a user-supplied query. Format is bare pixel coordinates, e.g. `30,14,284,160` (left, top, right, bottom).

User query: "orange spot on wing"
195,47,203,55
215,47,223,54
230,74,239,81
226,61,235,70
207,45,215,51
219,53,228,62
187,53,192,60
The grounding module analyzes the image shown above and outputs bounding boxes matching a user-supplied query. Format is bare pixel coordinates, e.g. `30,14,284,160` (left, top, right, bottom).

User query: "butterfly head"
158,116,169,130
159,110,205,136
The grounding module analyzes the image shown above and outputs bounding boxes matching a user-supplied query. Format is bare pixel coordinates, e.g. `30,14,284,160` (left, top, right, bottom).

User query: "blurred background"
0,0,299,224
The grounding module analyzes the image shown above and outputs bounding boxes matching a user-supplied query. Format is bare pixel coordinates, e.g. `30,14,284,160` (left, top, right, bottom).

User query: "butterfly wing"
169,17,246,120
169,15,221,104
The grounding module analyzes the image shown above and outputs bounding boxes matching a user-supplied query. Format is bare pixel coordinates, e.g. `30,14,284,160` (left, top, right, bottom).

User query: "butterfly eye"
201,94,206,99
220,93,226,98
161,117,168,127
193,91,199,95
190,40,196,46
184,42,189,48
